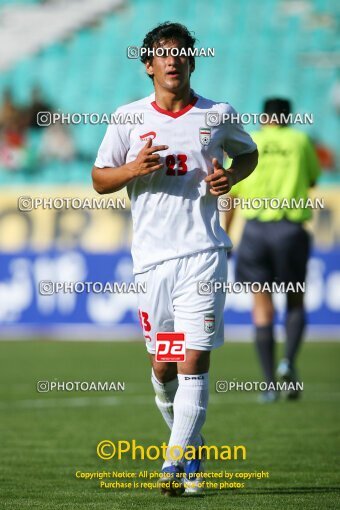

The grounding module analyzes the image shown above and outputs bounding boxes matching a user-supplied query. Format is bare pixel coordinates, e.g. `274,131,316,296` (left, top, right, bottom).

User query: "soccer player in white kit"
92,22,258,496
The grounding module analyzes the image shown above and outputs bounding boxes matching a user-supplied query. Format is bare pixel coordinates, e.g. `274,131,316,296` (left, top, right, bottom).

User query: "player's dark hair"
140,22,196,79
263,98,292,125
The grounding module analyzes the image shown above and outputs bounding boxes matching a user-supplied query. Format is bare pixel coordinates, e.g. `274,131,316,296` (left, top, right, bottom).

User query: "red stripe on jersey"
151,96,198,118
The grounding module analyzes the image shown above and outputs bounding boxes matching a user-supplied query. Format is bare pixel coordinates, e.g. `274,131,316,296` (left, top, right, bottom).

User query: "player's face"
145,38,193,94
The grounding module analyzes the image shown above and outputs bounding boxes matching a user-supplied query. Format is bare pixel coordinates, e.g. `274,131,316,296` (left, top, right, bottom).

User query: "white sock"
151,369,178,430
163,373,209,468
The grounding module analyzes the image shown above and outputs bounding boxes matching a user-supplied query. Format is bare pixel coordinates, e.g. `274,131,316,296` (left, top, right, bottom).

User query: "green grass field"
0,340,339,509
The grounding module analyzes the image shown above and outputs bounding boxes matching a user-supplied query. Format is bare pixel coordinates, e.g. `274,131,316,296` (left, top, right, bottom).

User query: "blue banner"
0,248,339,330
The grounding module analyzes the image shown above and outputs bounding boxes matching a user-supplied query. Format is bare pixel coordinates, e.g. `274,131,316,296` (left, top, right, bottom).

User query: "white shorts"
135,248,228,354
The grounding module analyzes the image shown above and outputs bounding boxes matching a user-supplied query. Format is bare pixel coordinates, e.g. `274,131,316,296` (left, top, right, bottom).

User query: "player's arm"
224,196,237,233
227,149,258,187
205,149,258,196
304,136,321,188
206,104,258,196
92,138,168,194
223,151,255,231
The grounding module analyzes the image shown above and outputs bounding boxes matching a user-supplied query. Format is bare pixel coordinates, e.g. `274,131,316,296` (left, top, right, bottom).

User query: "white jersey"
94,92,256,274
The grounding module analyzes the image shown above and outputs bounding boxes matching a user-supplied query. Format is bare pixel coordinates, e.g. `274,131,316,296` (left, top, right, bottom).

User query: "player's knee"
252,303,274,326
177,349,210,375
152,362,177,383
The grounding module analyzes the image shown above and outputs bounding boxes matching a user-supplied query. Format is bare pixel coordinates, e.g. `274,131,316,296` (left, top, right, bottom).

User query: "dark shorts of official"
236,219,311,286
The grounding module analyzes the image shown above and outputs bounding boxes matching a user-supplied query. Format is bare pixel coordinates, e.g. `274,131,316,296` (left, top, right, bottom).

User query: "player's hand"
129,138,168,177
205,158,235,196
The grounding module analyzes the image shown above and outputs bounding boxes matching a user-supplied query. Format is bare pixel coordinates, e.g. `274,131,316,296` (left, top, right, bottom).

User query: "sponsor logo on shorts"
155,332,186,362
199,127,211,145
204,313,215,334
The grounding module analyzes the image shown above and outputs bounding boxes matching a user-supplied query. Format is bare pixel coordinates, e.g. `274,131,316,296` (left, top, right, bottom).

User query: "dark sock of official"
285,307,305,367
255,325,275,384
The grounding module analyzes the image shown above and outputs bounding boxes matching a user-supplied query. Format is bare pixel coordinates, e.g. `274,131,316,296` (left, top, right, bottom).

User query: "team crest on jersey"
199,127,211,146
140,131,156,142
204,313,215,334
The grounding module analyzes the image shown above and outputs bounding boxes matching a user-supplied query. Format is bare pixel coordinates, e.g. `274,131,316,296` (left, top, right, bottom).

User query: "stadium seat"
0,0,339,183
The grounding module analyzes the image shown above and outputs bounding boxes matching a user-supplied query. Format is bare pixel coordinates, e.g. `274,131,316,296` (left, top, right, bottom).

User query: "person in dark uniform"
225,98,320,402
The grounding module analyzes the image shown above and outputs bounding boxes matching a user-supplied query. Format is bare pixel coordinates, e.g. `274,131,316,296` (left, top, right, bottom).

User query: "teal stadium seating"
0,0,339,183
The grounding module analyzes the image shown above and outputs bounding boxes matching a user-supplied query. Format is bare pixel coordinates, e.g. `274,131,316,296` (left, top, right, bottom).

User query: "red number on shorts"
165,154,187,176
138,309,151,332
